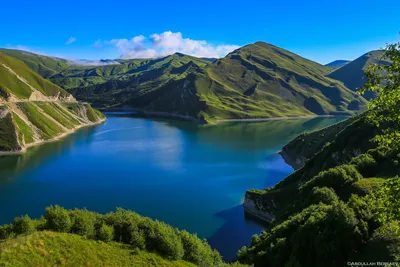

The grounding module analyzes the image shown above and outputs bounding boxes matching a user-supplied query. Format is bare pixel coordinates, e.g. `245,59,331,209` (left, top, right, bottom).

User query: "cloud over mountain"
98,31,239,59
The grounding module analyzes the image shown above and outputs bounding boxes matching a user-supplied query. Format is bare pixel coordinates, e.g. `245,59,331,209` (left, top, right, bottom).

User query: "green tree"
70,208,96,237
45,205,72,232
97,224,114,242
12,215,35,235
360,41,400,148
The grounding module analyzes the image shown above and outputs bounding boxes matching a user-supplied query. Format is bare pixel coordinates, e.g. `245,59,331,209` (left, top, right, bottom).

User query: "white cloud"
96,31,239,59
66,36,77,45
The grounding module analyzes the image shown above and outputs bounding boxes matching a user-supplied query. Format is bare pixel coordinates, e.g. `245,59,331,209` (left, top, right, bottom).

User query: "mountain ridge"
0,52,105,153
0,42,368,122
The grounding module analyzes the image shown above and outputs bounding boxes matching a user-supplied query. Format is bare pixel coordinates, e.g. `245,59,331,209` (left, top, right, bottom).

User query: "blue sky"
1,0,399,64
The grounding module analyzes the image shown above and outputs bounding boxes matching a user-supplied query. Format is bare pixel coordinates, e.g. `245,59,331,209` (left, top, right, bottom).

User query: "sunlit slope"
0,231,196,267
0,52,104,152
0,48,69,78
194,42,366,121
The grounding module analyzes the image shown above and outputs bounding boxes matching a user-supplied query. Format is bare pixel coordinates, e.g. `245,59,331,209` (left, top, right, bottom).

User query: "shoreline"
104,107,342,124
0,117,106,156
215,115,335,123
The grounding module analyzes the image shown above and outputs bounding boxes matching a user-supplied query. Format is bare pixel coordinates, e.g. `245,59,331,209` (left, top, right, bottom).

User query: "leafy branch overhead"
360,41,400,147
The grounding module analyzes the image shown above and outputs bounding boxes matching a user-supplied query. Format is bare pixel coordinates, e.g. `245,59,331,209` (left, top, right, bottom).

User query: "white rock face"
243,198,275,223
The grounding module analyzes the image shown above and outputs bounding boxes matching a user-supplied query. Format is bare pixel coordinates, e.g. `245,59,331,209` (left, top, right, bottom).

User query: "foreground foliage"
0,206,247,267
239,41,400,267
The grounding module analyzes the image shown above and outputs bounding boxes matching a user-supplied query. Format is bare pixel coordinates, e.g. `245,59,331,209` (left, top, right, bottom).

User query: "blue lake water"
0,114,344,260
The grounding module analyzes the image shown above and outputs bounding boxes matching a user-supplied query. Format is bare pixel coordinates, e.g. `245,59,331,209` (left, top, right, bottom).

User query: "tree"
12,215,35,235
360,41,400,148
97,224,114,242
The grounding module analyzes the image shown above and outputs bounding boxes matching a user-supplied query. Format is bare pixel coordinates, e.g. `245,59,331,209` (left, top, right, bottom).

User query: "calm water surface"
0,114,344,260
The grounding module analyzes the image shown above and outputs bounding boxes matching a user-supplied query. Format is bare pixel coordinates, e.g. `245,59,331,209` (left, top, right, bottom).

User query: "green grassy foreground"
0,231,196,267
0,206,248,267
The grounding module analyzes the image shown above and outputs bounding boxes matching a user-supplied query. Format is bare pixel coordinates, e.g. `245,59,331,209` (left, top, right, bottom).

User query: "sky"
1,0,399,64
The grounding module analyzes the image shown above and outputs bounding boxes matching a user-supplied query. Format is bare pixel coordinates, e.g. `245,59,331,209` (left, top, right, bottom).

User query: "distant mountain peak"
325,60,350,68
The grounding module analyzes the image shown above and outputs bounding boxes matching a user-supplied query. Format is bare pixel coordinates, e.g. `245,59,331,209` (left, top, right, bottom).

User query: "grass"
0,52,69,99
18,102,63,140
0,231,195,267
12,112,35,145
0,109,20,151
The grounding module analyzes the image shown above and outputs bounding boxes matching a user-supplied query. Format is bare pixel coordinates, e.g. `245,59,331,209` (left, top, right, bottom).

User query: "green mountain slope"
0,52,105,153
195,42,365,121
0,49,69,78
61,43,366,122
328,50,391,99
240,114,400,266
2,43,367,123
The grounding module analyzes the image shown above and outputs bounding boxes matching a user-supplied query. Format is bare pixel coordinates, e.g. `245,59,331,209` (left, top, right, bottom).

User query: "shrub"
70,209,96,237
180,230,223,266
146,221,184,260
45,205,72,232
0,225,13,239
130,228,146,249
97,224,114,242
301,164,362,196
12,215,36,235
306,187,339,206
350,153,378,177
104,208,141,244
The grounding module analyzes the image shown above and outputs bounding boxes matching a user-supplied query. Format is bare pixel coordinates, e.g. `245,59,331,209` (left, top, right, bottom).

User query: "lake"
0,113,344,260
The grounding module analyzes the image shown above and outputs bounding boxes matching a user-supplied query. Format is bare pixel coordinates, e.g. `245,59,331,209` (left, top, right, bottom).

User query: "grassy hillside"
0,52,105,153
0,231,195,267
1,43,366,123
0,206,247,267
195,42,365,121
328,50,391,99
0,49,69,78
240,114,400,266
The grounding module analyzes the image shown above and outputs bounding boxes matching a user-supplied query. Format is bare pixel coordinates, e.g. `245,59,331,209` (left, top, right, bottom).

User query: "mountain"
1,43,367,123
325,60,350,68
328,50,391,99
0,48,69,78
0,52,105,153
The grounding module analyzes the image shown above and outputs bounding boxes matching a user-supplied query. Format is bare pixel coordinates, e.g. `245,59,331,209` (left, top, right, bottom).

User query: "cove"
0,113,344,260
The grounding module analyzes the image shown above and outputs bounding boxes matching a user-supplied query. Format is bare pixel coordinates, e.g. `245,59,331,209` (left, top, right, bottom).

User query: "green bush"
97,224,114,242
301,165,362,197
45,205,72,232
146,221,184,260
0,225,13,239
70,209,96,237
305,187,339,206
12,215,36,235
180,230,223,267
130,228,146,249
350,153,378,177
